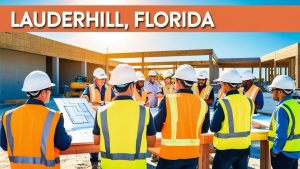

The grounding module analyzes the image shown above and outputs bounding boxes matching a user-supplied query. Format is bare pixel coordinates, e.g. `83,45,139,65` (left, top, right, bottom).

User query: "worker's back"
97,100,149,169
160,92,208,160
2,104,61,169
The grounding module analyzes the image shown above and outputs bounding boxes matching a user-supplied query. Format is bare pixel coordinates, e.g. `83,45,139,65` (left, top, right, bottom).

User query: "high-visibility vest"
89,84,112,103
217,88,244,99
192,84,213,100
268,99,300,152
245,84,260,101
160,93,208,160
157,84,176,106
133,88,147,102
2,104,61,169
97,100,149,169
213,94,254,150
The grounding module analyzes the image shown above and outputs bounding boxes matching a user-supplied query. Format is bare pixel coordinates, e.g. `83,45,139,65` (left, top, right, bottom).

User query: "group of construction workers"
0,63,299,169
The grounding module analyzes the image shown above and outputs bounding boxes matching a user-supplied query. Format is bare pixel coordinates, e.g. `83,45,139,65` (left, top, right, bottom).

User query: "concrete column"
264,67,267,84
52,57,59,96
209,55,213,84
259,63,262,84
141,54,145,75
81,61,87,77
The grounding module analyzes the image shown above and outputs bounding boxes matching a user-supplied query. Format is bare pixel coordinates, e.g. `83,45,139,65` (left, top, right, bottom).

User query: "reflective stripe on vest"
199,85,213,100
100,105,147,160
245,85,260,101
215,98,253,138
161,95,207,146
6,111,60,166
89,84,112,102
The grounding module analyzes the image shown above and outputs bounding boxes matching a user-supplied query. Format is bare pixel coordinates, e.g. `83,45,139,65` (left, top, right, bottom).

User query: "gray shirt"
144,80,160,107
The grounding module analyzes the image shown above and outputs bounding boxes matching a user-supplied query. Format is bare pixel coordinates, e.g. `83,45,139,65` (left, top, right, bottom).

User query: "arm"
81,87,90,101
154,97,167,132
147,112,156,147
272,108,289,155
201,109,210,133
254,91,264,110
54,115,72,151
0,115,7,151
205,89,214,105
210,102,225,133
93,111,100,145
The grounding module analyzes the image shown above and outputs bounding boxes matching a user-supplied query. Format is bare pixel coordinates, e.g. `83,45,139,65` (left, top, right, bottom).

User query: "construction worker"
81,67,115,169
93,64,156,169
210,69,254,169
240,70,264,114
192,70,214,106
144,70,160,107
267,75,300,169
214,85,244,110
133,71,149,106
154,64,209,169
0,70,72,169
156,70,176,104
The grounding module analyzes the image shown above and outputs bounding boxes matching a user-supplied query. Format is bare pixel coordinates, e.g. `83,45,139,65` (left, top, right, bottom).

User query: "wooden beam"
130,61,209,66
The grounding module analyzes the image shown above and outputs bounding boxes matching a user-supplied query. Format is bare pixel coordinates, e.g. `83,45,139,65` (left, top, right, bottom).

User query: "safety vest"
133,88,147,102
2,104,61,169
245,84,260,101
160,93,208,160
89,84,112,103
213,94,254,150
157,84,176,106
192,84,213,100
97,100,149,169
268,99,300,152
217,88,244,99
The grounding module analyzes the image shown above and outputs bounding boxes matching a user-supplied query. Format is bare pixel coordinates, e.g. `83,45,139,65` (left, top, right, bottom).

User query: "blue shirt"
144,81,160,108
210,90,250,155
93,95,156,136
82,83,116,101
244,85,264,114
271,96,300,159
154,89,210,133
0,99,72,151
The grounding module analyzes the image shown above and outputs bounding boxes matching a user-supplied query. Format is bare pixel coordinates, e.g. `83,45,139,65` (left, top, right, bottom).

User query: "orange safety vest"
245,84,260,101
217,88,244,99
192,84,213,100
89,84,112,103
133,88,147,102
2,104,61,169
157,84,176,106
160,93,208,160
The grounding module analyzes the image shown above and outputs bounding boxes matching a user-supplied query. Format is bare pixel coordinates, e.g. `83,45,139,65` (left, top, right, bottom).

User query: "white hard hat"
197,71,209,79
22,70,55,92
148,70,157,76
163,70,173,79
136,71,146,81
268,75,295,90
109,64,138,86
173,64,197,82
93,68,108,79
214,69,242,84
240,70,256,81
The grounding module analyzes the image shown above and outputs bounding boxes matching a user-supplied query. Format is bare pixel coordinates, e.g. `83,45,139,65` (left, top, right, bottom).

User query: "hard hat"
136,71,146,81
109,64,138,86
93,68,108,79
240,70,256,81
173,64,197,82
268,75,295,90
22,70,55,92
163,70,173,79
148,70,157,76
214,69,242,84
197,71,209,79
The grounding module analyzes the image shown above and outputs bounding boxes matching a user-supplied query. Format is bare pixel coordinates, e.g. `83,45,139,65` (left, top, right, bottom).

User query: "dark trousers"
90,153,99,163
212,152,248,169
156,157,198,169
271,152,298,169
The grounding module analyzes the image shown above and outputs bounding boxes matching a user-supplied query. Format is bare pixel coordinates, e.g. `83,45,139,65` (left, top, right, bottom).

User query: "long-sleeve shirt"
144,81,160,108
0,99,72,151
197,84,215,106
154,89,210,133
271,96,300,159
82,83,116,101
210,90,250,156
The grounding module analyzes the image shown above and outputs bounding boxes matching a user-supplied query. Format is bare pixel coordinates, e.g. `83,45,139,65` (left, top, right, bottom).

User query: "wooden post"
199,144,210,169
285,66,287,75
105,54,109,77
265,67,267,84
251,67,254,73
260,140,271,169
209,55,213,84
141,54,145,75
259,63,262,84
274,61,277,77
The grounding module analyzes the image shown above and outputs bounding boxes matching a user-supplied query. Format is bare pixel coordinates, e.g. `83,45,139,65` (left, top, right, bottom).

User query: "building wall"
87,63,102,83
0,48,46,101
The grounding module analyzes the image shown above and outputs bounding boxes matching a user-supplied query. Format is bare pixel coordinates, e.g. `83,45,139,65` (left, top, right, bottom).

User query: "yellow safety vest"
133,88,147,102
89,84,112,103
217,88,244,99
192,84,213,100
97,100,149,169
245,84,260,101
268,99,300,152
213,94,254,150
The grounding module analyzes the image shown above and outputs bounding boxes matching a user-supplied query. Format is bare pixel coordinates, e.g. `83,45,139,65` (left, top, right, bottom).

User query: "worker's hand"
147,92,154,97
251,121,267,129
81,95,89,101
